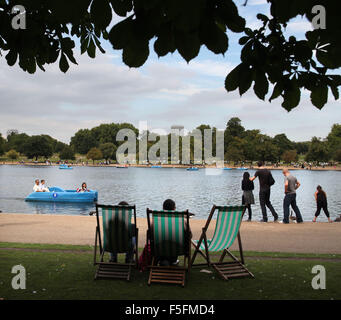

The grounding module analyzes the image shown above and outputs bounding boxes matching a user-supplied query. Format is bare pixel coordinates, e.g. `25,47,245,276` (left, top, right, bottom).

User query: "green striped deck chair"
146,209,191,287
94,204,138,281
191,205,254,280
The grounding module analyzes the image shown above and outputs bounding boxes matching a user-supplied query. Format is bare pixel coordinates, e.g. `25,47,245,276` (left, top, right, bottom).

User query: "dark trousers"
110,236,136,263
242,195,252,220
259,189,278,221
315,202,330,218
283,193,303,223
246,204,252,220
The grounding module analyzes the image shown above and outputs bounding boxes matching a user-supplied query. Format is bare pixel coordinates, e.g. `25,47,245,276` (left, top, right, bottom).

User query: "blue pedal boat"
222,167,232,170
59,164,73,170
186,167,199,171
25,187,98,203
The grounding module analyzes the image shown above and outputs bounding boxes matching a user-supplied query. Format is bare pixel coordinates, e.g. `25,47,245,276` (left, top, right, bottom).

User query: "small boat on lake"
25,187,98,203
151,165,162,168
222,167,232,170
59,164,73,170
236,167,248,170
186,167,199,171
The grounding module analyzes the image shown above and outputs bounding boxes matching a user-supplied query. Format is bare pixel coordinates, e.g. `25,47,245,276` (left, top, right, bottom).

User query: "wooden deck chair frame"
146,208,191,287
94,204,138,281
191,205,254,280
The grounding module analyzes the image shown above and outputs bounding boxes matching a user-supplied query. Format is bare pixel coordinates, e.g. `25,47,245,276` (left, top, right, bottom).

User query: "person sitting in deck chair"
156,199,180,267
109,201,136,263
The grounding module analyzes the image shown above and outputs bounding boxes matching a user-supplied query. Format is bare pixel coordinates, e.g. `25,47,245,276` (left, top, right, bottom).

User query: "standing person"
250,162,278,222
241,172,255,221
282,168,303,224
313,186,332,223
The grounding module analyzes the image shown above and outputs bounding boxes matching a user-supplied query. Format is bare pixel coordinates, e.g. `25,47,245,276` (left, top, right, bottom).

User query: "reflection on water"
25,201,95,215
0,165,340,221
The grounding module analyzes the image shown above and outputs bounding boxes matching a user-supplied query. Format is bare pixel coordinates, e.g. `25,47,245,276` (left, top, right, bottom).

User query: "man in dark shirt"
250,162,278,222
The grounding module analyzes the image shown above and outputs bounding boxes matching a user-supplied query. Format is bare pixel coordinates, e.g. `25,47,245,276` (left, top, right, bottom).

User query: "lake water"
0,165,340,221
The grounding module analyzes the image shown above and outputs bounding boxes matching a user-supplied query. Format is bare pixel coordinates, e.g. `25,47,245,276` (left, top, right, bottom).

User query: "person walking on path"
282,168,303,224
250,162,278,222
313,186,333,223
241,172,255,221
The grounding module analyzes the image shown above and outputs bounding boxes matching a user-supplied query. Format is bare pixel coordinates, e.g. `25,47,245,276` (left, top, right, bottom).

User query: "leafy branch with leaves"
0,0,340,110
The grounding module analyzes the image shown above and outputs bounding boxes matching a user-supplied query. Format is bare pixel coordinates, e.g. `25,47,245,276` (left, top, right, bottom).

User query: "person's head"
257,161,264,167
35,179,40,185
282,168,290,176
317,185,323,192
41,179,45,185
118,201,129,206
163,199,176,211
81,182,87,189
243,172,250,180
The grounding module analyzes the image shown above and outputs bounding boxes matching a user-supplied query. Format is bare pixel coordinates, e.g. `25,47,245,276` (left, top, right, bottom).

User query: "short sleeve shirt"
286,175,297,194
254,169,271,191
33,184,41,192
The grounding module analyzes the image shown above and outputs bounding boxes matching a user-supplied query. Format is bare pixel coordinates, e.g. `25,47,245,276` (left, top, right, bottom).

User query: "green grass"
0,243,340,300
1,242,341,259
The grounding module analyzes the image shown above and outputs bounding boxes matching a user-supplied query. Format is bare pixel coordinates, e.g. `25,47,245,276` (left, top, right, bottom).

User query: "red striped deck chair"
191,205,254,280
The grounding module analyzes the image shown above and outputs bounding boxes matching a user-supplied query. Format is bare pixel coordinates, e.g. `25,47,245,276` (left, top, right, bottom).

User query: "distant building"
171,125,184,136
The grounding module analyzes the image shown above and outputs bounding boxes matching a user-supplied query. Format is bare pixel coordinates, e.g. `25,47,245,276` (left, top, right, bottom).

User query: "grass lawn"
0,243,340,300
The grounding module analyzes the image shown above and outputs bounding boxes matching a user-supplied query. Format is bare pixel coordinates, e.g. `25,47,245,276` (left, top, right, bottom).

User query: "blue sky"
0,0,340,143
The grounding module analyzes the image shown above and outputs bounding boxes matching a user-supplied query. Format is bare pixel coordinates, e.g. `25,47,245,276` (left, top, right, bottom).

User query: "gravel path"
1,213,340,254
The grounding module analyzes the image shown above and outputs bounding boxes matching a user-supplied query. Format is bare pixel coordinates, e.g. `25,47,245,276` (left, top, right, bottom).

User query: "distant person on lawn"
313,186,332,223
241,172,255,221
250,162,278,222
282,168,303,224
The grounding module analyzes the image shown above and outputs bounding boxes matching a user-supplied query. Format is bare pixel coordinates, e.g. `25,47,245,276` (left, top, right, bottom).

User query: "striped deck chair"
146,209,191,287
191,205,254,280
94,204,138,281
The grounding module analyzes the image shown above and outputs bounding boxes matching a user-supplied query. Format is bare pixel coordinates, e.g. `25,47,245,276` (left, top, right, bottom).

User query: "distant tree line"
0,120,340,164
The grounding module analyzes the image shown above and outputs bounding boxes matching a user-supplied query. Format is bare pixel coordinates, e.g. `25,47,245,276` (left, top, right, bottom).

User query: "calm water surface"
0,165,340,221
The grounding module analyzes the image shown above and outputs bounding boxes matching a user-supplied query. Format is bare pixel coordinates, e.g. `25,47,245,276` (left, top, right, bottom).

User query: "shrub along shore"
0,161,340,170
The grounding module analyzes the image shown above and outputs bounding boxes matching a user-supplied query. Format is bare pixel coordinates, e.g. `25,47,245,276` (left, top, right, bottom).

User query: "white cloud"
248,0,268,5
0,14,339,145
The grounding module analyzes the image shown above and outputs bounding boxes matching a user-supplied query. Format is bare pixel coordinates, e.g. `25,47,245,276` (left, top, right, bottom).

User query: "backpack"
138,242,152,272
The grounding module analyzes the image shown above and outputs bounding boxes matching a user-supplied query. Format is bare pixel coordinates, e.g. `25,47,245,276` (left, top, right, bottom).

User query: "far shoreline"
0,161,340,171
